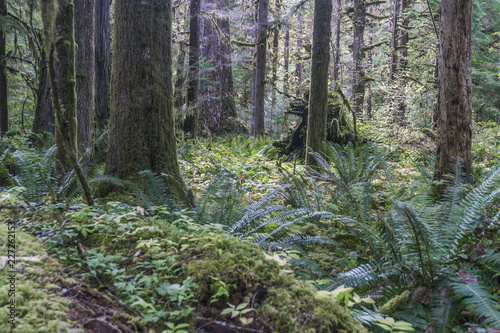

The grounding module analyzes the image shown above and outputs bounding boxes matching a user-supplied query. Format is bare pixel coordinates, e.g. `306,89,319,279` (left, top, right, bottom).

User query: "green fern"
450,280,500,328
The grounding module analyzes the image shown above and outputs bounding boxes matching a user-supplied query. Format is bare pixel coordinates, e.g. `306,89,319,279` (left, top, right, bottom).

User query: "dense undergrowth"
1,125,499,332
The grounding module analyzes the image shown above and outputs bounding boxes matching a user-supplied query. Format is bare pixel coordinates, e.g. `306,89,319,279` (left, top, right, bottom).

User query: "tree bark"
94,0,111,127
184,0,201,137
282,24,290,131
352,0,365,120
251,0,268,137
396,0,409,125
0,0,8,134
295,13,303,97
333,0,341,88
74,0,95,150
434,0,472,181
174,46,186,110
105,0,192,206
305,0,332,165
199,0,240,135
270,0,280,134
41,0,78,177
32,60,55,134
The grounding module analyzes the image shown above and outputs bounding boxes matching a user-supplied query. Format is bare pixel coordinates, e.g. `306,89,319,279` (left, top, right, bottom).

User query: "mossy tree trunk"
74,0,95,150
184,0,201,137
94,0,111,127
105,0,193,207
251,0,268,137
305,0,332,165
0,0,8,134
41,0,78,176
41,0,93,205
434,0,472,181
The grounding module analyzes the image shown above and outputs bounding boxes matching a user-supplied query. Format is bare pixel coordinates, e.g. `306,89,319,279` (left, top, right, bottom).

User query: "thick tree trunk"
352,0,366,120
0,0,8,134
105,0,192,206
33,60,55,134
305,0,332,165
434,0,472,181
251,0,268,137
41,0,78,176
74,0,95,150
199,0,240,135
184,0,201,137
94,0,111,127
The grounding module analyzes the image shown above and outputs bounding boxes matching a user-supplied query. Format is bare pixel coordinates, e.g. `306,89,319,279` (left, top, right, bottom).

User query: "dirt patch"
54,276,145,333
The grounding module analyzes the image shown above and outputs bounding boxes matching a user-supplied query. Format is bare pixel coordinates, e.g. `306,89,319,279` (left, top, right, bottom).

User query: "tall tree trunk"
352,0,366,119
333,0,341,88
94,0,111,127
216,0,238,130
105,0,192,206
251,0,268,137
396,0,409,125
174,46,186,109
388,0,399,83
33,59,55,134
0,0,8,134
366,35,373,120
199,0,239,135
305,0,332,165
269,0,280,135
74,0,95,150
41,0,78,176
282,24,290,131
184,0,201,137
270,0,280,135
295,13,303,97
434,0,472,181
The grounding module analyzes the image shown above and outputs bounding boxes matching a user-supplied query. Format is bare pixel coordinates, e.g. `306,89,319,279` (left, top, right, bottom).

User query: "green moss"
301,223,321,236
378,290,412,315
0,224,79,332
178,232,367,332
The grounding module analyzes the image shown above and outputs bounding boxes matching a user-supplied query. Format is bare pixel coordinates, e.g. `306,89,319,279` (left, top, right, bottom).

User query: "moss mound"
177,231,367,332
0,222,77,332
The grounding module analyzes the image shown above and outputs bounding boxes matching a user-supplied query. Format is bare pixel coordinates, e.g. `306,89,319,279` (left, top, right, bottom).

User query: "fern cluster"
325,163,500,331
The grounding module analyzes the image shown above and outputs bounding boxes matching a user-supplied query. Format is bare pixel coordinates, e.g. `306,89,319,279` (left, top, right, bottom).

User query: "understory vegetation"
1,127,499,332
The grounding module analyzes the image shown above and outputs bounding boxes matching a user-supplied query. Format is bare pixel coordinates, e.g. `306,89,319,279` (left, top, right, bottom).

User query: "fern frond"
444,166,500,259
288,257,326,276
450,280,500,328
479,250,500,276
259,235,338,250
248,209,334,242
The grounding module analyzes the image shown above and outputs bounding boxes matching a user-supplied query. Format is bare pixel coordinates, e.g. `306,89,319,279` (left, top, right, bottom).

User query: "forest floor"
1,124,499,332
